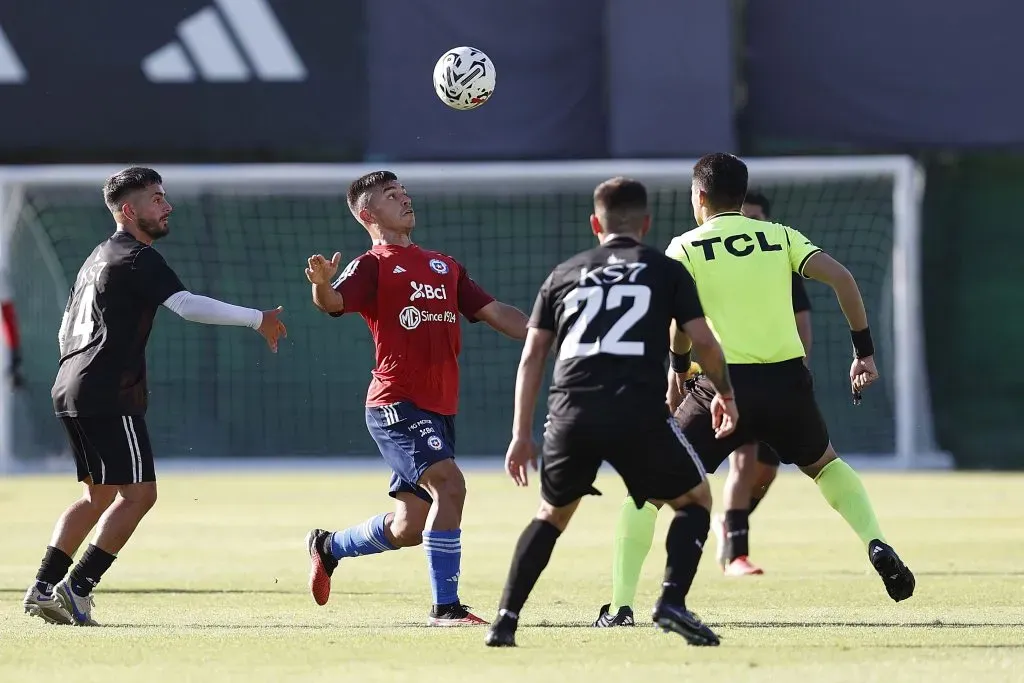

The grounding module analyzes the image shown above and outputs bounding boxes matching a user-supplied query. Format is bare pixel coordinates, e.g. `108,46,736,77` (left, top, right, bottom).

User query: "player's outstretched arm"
474,301,529,340
306,252,345,314
506,327,552,486
161,293,287,352
801,252,879,392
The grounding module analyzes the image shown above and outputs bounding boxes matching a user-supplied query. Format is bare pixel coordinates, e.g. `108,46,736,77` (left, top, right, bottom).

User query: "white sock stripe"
126,417,142,483
422,538,462,546
122,416,138,484
422,547,462,554
668,417,707,480
358,519,391,552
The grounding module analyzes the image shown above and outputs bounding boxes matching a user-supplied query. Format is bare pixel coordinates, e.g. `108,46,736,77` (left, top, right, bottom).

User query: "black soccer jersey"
51,231,186,417
530,235,705,423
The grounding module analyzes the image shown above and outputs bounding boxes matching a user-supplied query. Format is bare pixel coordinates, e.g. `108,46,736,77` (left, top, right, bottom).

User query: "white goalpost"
0,157,951,474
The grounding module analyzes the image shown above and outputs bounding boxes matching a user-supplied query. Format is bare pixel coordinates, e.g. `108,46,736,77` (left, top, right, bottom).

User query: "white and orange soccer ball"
432,46,496,111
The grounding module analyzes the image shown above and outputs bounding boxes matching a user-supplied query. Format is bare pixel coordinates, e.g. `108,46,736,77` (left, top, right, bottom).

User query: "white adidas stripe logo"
0,24,27,83
393,266,406,274
142,0,306,83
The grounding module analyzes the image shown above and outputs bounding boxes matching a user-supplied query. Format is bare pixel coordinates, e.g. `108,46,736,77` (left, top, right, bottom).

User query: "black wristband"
851,327,874,359
669,350,691,373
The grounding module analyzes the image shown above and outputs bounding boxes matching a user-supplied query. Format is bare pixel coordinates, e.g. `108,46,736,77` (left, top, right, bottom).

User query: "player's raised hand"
257,306,287,352
505,436,537,487
710,393,738,439
305,252,342,285
850,355,879,393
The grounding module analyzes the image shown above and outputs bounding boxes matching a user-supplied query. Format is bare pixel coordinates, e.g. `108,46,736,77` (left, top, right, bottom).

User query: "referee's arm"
801,252,868,335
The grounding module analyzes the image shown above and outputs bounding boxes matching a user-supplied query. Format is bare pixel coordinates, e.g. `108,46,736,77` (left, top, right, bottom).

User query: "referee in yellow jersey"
595,155,914,628
669,153,914,602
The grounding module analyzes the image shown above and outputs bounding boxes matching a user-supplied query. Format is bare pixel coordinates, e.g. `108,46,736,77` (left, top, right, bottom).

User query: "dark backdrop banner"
606,0,736,157
366,0,607,161
744,0,1024,149
0,0,366,162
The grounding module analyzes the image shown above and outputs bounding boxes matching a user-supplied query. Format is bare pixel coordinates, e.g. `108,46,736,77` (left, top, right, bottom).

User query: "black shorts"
677,359,829,472
540,416,707,509
60,416,155,485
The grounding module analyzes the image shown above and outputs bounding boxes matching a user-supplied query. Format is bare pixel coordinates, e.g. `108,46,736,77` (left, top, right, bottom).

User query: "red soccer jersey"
331,243,495,416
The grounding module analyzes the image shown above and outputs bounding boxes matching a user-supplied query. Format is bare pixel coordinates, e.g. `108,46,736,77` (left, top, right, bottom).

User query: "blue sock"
329,513,397,559
422,529,462,606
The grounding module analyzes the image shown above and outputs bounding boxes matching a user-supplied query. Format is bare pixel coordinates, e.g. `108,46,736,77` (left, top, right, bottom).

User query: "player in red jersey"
303,171,529,626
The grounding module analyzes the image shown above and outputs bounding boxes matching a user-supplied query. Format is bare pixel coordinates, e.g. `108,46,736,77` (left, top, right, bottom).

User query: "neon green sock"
814,458,886,549
610,498,658,611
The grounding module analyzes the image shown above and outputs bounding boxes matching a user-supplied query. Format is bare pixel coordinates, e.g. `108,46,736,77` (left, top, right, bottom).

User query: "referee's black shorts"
676,359,830,472
59,416,156,486
540,415,707,509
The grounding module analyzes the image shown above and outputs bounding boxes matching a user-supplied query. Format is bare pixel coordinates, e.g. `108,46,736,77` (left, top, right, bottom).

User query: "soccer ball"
432,47,496,111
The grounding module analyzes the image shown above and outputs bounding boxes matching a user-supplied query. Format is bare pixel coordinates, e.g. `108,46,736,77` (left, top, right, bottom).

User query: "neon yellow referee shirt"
665,212,821,364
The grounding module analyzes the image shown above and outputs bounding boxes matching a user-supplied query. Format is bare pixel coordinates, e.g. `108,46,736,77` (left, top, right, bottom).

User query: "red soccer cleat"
305,529,338,606
723,555,764,576
427,604,488,626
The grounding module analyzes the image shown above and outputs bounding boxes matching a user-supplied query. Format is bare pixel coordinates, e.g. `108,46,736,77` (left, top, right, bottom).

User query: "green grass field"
2,469,1022,682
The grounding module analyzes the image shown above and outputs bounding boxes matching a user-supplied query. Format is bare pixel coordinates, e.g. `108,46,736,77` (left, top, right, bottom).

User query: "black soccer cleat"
484,611,518,647
592,603,635,627
869,539,915,602
305,528,338,606
652,601,720,646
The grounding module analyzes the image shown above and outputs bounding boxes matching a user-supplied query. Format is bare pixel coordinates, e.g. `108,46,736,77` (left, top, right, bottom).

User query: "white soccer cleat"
23,585,74,625
712,513,727,569
54,580,100,626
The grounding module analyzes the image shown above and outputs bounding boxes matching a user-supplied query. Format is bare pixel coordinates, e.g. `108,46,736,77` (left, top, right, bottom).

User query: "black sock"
661,504,710,607
724,508,750,562
34,546,74,593
497,519,561,617
68,544,117,597
749,496,763,514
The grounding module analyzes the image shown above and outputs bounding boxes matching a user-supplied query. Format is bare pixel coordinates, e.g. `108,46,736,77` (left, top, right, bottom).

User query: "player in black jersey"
23,167,286,626
485,177,737,648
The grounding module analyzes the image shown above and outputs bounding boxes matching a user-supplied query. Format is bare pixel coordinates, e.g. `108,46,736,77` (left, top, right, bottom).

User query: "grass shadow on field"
0,588,403,596
97,621,585,630
720,620,1024,629
825,570,1024,577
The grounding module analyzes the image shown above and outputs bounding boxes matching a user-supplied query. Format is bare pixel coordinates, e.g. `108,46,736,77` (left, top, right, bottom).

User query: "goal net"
0,158,949,472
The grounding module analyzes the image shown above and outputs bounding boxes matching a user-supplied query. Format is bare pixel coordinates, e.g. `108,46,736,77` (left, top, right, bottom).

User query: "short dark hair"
102,167,162,213
692,153,748,210
593,177,648,233
744,190,771,218
347,170,398,216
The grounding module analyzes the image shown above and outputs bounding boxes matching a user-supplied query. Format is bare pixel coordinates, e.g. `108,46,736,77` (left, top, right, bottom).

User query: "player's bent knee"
535,499,578,532
799,443,838,479
659,479,712,512
83,484,118,511
117,481,158,513
419,459,466,506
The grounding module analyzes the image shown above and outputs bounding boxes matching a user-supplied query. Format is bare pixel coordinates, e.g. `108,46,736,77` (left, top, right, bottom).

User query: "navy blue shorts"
365,402,456,503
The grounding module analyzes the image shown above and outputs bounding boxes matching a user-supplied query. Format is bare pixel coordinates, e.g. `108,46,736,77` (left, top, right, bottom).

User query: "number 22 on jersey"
559,284,651,360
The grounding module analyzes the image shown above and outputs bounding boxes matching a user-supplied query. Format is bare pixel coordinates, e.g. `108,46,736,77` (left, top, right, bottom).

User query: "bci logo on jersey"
409,281,447,301
691,232,782,260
